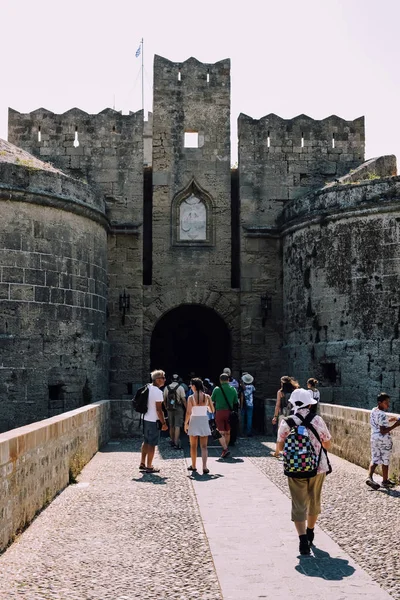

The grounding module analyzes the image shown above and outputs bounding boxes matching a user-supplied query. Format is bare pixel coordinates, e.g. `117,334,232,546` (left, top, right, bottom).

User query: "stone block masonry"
0,144,109,431
0,400,110,553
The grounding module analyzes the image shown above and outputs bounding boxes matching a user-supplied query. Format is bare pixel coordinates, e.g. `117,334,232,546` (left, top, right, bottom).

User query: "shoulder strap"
297,413,332,474
220,385,233,411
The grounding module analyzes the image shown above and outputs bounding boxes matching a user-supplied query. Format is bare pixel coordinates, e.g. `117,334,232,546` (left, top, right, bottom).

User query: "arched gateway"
150,305,231,383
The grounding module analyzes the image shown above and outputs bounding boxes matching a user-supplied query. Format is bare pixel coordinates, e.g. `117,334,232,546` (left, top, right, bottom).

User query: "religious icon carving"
179,194,207,240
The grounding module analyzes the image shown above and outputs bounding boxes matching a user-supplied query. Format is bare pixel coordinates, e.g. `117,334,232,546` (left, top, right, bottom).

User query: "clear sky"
1,0,399,165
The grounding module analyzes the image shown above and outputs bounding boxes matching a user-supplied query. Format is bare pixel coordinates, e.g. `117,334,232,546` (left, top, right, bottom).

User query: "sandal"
146,466,160,473
203,468,210,475
139,463,147,471
187,466,197,471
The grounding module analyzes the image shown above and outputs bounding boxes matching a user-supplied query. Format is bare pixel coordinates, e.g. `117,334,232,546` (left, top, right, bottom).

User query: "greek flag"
135,45,141,58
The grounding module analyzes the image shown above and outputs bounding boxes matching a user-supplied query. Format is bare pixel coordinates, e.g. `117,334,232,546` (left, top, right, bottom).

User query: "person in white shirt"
140,370,168,474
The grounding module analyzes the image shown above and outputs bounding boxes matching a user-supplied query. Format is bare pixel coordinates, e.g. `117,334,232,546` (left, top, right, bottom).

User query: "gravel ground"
0,439,222,600
237,436,399,599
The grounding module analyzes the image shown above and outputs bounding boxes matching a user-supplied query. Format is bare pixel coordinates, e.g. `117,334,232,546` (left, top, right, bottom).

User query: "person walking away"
204,378,214,396
184,378,214,474
163,373,187,449
366,392,400,490
212,373,239,457
307,378,320,415
273,376,299,457
240,373,255,436
276,388,332,555
140,370,168,473
223,368,239,445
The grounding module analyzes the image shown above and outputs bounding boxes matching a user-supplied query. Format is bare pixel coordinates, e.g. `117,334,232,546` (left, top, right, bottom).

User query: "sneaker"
306,527,314,545
365,477,380,490
299,536,310,556
382,479,396,488
221,449,231,459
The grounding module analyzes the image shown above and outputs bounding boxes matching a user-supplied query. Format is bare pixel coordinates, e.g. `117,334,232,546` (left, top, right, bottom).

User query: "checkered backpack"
283,413,321,478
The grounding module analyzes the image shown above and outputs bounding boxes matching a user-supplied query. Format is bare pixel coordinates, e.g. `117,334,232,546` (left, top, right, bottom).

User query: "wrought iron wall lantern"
260,294,272,327
119,290,130,325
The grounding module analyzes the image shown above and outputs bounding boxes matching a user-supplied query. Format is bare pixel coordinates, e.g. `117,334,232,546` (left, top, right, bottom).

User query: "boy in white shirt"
366,393,400,490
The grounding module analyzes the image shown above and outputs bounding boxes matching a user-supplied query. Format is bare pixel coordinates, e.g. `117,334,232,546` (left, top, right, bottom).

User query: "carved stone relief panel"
179,194,206,241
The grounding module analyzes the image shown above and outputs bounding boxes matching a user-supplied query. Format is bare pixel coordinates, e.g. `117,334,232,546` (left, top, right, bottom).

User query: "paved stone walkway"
0,436,397,599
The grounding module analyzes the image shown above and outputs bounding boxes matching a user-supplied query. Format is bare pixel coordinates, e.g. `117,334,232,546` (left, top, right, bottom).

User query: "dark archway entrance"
150,305,231,384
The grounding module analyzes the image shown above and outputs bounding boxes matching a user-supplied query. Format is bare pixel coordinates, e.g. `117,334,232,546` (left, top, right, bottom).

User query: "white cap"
288,388,318,414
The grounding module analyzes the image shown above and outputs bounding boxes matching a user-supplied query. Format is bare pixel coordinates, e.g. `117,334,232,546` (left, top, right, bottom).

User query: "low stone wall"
319,403,400,477
0,401,110,553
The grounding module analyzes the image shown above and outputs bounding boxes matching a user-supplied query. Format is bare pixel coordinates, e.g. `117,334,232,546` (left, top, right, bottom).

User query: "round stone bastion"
0,139,109,432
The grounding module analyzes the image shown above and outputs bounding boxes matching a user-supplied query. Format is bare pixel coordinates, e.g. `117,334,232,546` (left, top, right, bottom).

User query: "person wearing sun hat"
275,388,332,555
240,373,255,436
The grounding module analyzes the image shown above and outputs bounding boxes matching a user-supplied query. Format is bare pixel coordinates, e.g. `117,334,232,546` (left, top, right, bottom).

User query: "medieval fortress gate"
0,54,399,431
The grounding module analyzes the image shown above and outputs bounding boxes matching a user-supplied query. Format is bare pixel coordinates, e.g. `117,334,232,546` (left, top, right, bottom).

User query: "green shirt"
211,383,238,411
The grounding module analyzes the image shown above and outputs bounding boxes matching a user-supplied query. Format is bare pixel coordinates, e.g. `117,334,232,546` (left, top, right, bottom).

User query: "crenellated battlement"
8,108,144,225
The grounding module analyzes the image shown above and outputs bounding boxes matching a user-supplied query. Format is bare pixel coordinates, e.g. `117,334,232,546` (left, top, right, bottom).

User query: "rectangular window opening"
207,69,210,83
178,69,181,81
321,362,337,384
184,132,199,148
332,133,335,149
38,126,41,142
301,132,304,148
267,131,271,148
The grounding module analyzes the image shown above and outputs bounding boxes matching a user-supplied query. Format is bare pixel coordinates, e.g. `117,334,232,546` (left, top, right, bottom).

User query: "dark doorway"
150,305,231,384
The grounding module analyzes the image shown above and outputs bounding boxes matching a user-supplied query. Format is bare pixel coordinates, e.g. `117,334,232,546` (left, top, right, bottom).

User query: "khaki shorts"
288,473,326,522
168,406,184,429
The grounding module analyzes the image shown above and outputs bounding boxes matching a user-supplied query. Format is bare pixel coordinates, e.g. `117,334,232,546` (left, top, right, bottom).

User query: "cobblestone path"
0,440,221,600
0,436,398,599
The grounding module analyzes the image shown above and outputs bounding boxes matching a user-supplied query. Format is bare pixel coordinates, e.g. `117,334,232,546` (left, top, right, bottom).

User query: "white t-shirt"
144,384,163,422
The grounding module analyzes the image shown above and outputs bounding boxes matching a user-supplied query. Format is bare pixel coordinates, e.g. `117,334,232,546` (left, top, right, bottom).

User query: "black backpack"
132,384,150,414
166,384,178,410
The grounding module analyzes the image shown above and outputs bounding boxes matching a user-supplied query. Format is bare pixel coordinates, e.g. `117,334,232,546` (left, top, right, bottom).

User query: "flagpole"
141,38,144,119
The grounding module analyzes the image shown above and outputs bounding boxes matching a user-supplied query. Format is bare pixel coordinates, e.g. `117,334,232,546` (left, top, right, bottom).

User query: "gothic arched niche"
179,194,206,240
172,179,214,246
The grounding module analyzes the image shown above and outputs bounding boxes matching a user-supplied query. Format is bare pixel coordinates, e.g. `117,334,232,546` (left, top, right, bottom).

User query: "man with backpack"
275,388,332,555
163,374,187,449
138,370,168,473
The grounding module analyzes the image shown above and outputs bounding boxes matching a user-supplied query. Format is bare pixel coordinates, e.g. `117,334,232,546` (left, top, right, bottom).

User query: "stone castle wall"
8,108,145,399
281,176,400,409
0,161,109,431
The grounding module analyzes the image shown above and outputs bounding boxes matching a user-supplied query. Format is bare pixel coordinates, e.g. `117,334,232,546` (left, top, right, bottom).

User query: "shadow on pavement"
296,546,355,579
187,473,224,481
132,474,169,485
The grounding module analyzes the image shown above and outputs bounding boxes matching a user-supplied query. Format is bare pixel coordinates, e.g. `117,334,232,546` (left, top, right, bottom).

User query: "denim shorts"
143,420,160,446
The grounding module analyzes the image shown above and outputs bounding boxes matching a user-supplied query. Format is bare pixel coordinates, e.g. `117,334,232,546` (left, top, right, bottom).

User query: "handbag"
209,418,222,440
220,386,239,426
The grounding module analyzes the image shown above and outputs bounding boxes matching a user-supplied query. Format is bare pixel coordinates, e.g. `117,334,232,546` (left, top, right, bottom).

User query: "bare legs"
218,431,230,450
141,442,156,468
189,436,209,471
189,436,198,469
294,514,318,536
369,462,389,481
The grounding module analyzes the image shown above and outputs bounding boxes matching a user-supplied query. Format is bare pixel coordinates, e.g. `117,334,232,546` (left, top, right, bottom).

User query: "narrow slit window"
38,126,41,142
184,132,199,148
301,132,304,148
207,69,210,83
74,126,80,148
332,133,335,148
267,131,270,148
178,69,181,81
